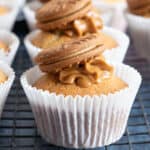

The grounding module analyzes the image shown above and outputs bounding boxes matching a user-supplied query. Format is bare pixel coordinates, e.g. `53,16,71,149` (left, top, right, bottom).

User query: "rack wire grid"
0,20,150,150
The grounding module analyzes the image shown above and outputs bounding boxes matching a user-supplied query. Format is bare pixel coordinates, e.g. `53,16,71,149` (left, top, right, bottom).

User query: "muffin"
0,61,15,118
127,0,150,17
0,30,20,65
0,1,19,30
24,0,129,63
21,33,142,148
125,0,150,61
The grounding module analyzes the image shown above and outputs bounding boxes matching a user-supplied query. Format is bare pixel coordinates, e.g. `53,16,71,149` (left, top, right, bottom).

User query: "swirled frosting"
58,56,113,88
65,9,103,36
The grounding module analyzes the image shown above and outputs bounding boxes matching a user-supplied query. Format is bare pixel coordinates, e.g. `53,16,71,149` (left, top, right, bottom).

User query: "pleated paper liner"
21,63,142,148
0,30,20,65
125,10,150,61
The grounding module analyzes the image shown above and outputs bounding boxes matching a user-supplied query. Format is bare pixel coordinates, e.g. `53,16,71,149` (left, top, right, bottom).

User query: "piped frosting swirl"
58,56,113,87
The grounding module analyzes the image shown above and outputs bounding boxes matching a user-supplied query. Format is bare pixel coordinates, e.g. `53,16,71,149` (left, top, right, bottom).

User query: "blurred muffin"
0,30,20,65
0,1,19,30
25,0,129,63
125,0,150,61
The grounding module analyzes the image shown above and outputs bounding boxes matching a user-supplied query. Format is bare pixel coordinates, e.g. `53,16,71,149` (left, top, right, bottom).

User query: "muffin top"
31,31,72,49
0,6,10,15
127,0,150,17
0,40,9,53
31,31,117,50
34,33,127,96
34,72,127,96
0,69,7,84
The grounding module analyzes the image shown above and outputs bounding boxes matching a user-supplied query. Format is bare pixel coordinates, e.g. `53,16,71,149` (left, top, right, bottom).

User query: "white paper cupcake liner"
92,4,113,25
102,27,129,63
24,27,129,64
0,61,15,117
0,1,19,31
21,63,142,148
23,1,42,31
0,30,20,66
24,30,42,63
101,9,113,25
5,0,26,9
125,10,150,61
92,0,127,31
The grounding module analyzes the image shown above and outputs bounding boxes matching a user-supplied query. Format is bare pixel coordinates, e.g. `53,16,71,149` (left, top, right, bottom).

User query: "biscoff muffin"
125,0,150,61
21,33,141,148
25,0,129,63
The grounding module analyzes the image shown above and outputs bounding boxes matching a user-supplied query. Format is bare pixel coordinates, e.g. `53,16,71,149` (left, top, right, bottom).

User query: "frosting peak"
58,56,113,88
73,10,103,36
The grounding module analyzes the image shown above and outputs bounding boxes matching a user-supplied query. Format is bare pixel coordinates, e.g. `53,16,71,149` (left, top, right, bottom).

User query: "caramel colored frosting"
72,9,103,36
0,6,9,15
0,70,7,84
58,56,113,88
0,40,9,53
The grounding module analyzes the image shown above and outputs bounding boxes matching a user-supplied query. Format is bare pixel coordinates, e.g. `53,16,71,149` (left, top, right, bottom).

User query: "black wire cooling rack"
0,20,150,150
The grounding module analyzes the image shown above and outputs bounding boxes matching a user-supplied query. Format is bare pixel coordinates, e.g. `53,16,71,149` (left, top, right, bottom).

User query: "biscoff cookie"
35,34,107,72
36,0,92,31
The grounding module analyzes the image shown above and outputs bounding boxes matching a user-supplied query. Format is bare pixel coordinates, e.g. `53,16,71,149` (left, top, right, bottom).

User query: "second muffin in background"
0,30,20,65
125,0,150,61
24,0,129,63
